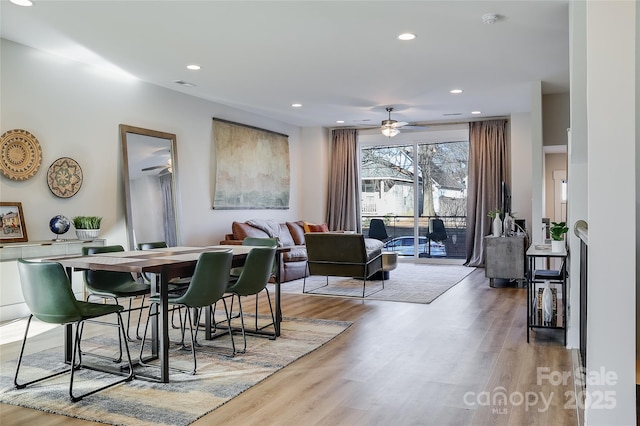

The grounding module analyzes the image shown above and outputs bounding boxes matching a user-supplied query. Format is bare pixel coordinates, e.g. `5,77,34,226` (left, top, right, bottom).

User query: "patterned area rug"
281,262,475,303
0,316,351,426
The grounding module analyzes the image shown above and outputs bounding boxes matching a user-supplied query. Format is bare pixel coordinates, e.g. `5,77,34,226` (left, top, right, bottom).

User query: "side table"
484,235,526,287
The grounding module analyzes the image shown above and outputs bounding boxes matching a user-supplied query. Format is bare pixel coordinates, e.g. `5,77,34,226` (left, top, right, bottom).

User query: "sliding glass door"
360,125,469,260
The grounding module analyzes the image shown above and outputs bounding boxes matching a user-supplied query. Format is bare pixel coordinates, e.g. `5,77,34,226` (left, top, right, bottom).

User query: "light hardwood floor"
0,268,579,426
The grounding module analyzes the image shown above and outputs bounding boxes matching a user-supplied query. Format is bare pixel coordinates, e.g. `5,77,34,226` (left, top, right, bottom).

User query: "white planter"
76,229,100,240
551,240,564,252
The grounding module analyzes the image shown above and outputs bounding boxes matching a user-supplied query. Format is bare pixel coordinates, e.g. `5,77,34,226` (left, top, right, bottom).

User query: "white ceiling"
1,0,570,129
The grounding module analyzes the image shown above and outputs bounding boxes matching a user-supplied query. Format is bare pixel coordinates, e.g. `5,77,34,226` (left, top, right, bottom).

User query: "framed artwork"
0,202,28,243
212,118,290,209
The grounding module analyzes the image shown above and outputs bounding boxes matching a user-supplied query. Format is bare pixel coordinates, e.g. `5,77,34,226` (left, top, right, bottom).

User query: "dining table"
49,245,285,383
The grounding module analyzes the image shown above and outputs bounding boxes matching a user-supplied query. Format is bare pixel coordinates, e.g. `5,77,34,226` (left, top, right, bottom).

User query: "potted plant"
72,216,102,240
550,221,569,252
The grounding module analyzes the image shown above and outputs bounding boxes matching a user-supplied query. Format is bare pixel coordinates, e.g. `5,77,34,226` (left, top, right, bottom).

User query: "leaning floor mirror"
120,124,181,250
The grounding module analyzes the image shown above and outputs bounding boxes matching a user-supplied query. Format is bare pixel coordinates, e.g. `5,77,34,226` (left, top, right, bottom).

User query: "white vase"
76,229,100,240
551,240,564,252
542,281,553,324
492,214,502,237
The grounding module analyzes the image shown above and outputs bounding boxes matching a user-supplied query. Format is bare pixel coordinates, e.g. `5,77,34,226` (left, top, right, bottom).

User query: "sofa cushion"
303,222,329,233
277,223,295,247
232,221,269,240
364,238,384,260
283,246,308,262
286,221,306,245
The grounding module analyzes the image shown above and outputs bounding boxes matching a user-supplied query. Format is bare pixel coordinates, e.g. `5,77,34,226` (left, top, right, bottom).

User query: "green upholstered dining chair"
83,245,151,343
15,259,134,402
225,246,277,353
229,237,278,280
137,241,190,331
138,250,234,374
137,241,191,290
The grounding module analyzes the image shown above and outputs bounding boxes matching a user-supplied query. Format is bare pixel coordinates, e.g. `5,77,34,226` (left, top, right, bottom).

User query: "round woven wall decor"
0,129,43,180
47,157,83,198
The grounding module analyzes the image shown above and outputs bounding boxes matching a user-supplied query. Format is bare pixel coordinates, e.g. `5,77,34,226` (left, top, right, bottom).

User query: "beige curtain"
326,129,361,232
465,120,509,267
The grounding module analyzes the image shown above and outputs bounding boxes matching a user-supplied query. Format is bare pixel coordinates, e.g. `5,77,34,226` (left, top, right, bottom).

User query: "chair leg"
138,304,155,368
14,315,71,389
184,308,197,375
262,288,277,339
233,294,247,354
220,297,236,356
70,312,134,402
136,294,146,339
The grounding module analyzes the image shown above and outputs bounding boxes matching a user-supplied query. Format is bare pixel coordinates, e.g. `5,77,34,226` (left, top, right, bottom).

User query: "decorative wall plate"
0,129,43,180
47,157,83,198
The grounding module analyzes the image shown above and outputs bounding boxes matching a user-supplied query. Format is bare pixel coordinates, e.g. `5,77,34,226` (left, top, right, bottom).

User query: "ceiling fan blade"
141,165,166,172
392,121,408,128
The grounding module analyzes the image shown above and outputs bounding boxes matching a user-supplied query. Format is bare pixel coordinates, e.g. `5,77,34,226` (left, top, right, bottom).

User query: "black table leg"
64,266,74,363
159,269,170,383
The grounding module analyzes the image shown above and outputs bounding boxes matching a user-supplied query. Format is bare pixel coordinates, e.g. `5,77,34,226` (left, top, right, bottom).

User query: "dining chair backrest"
242,237,278,248
17,259,83,324
228,247,276,297
137,241,167,250
172,250,233,308
82,245,135,290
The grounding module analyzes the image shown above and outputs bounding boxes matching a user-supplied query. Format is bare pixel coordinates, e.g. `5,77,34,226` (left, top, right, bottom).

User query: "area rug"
0,316,351,426
281,262,475,303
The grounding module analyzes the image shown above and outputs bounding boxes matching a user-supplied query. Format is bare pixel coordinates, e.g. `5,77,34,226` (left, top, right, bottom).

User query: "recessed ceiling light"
186,64,201,70
471,111,482,115
336,120,345,124
481,13,500,24
10,0,33,6
173,80,196,87
450,89,463,94
291,103,302,108
398,33,416,41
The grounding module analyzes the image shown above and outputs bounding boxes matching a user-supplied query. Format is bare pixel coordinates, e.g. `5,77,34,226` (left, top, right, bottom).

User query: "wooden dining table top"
50,245,255,274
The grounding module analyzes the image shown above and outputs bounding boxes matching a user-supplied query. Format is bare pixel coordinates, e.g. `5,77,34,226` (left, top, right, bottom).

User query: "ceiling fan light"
381,127,400,138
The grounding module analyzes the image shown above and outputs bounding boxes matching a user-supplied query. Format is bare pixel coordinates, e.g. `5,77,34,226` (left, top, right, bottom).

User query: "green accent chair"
304,233,384,298
15,259,134,402
83,245,151,343
139,250,234,375
225,247,277,353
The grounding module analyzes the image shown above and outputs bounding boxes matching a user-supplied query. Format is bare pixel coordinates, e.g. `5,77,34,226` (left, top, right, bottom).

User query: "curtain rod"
331,115,510,132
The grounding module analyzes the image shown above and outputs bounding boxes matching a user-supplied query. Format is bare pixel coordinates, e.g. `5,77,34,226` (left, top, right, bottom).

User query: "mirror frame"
120,124,181,250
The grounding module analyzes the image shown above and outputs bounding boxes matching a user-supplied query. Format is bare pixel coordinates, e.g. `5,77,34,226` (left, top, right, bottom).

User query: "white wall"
567,0,588,353
509,113,533,235
0,39,316,319
0,39,309,247
584,2,636,424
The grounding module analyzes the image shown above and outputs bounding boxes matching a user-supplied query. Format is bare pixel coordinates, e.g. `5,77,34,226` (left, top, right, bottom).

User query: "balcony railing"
361,215,467,259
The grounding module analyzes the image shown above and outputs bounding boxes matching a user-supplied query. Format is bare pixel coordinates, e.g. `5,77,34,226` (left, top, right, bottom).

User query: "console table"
484,235,526,287
526,243,567,346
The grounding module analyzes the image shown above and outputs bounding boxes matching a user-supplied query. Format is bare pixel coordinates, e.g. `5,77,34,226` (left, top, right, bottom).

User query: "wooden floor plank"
0,268,579,426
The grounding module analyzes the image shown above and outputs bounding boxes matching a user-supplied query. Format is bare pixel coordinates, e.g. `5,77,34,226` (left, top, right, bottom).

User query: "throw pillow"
303,222,329,233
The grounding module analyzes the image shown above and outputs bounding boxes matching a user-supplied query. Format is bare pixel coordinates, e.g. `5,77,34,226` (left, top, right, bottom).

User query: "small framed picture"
0,202,28,243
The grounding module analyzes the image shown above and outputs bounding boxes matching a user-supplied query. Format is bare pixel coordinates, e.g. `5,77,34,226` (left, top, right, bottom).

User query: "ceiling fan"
141,158,172,174
380,107,408,138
